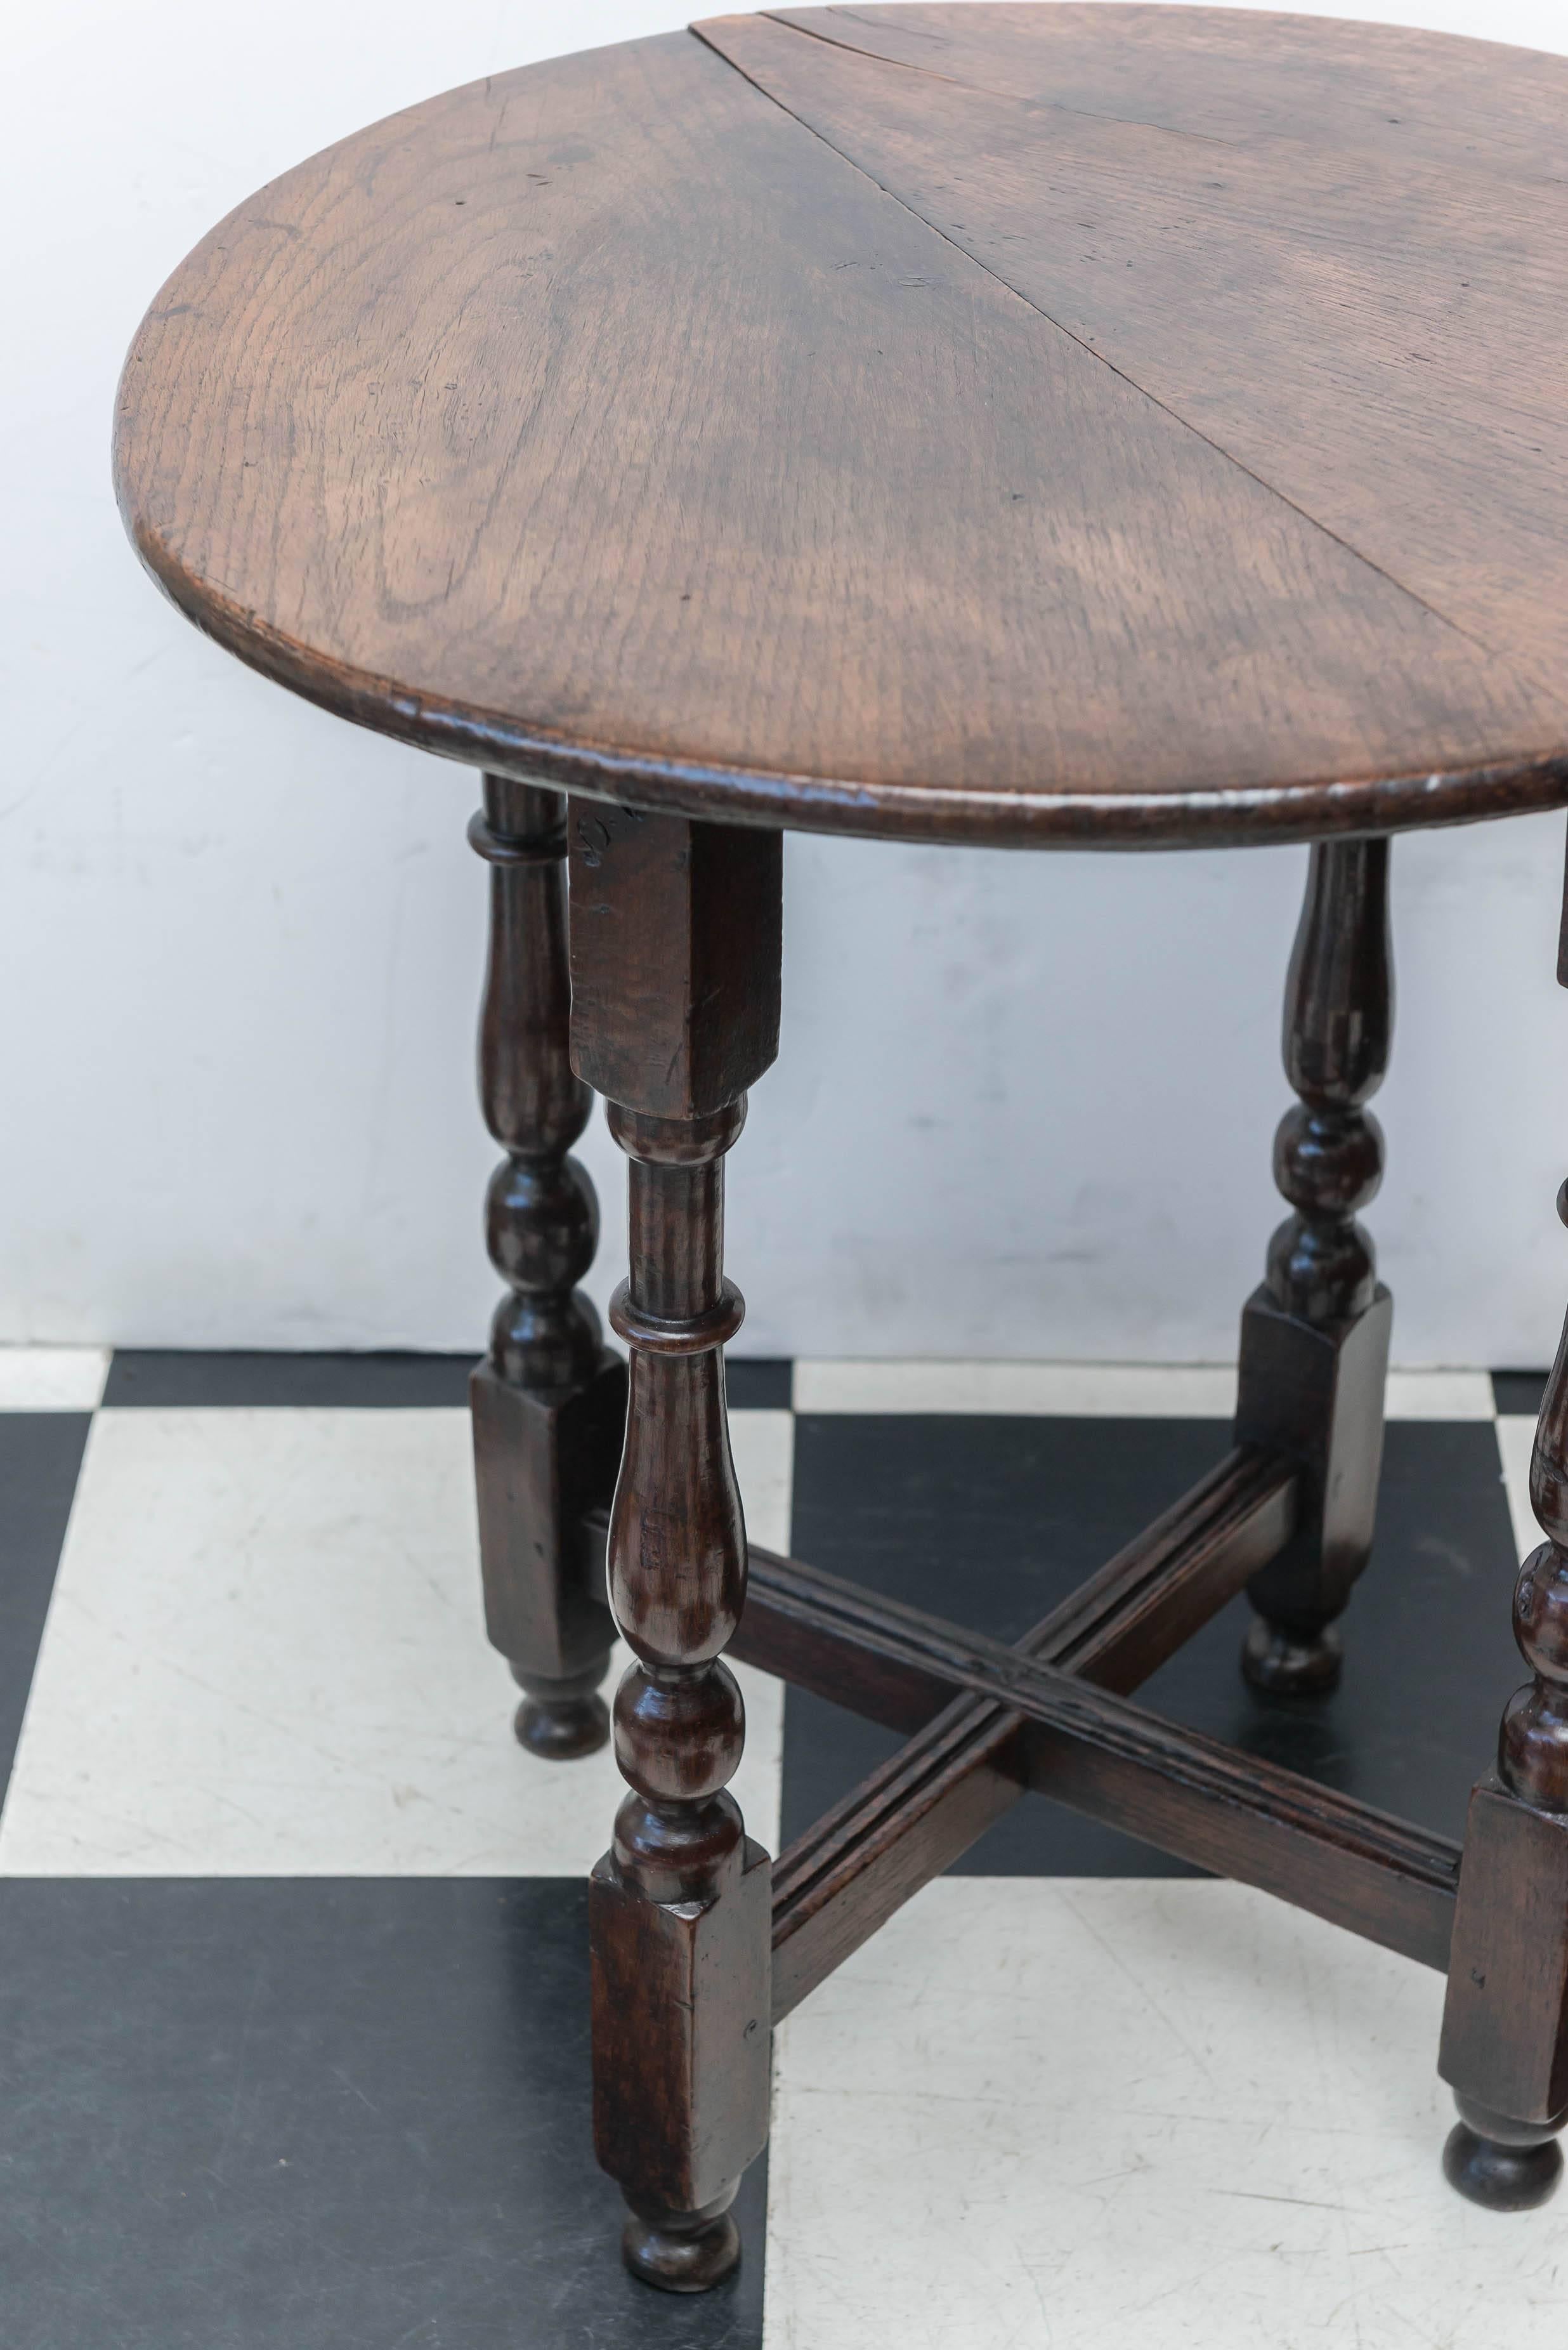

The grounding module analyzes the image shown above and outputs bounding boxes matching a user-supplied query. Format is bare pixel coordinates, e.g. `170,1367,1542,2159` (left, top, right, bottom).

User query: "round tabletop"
115,6,1568,849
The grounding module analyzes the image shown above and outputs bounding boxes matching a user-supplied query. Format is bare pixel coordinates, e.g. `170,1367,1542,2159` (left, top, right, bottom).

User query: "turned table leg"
569,801,781,2290
1235,837,1394,1693
1438,1207,1568,2208
467,775,625,1758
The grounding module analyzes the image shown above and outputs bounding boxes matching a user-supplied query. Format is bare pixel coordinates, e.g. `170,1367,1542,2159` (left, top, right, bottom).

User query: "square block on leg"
1441,1771,1568,2126
469,1355,625,1676
591,1837,772,2215
1236,1281,1391,1619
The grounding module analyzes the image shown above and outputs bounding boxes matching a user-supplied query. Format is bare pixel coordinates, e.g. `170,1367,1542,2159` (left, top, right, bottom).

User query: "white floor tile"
0,1407,789,1876
733,1406,795,1557
1497,1414,1538,1562
764,1877,1567,2349
794,1359,1498,1421
1383,1369,1496,1421
792,1359,1239,1417
0,1347,109,1410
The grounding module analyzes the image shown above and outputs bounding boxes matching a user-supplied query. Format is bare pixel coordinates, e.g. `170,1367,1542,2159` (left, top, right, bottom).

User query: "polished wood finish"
1439,1779,1568,2210
744,1543,1459,1977
748,1450,1296,1728
568,804,781,1120
110,1,1568,2289
467,776,625,1756
1439,1179,1568,2209
701,6,1568,705
576,811,780,2292
115,13,1568,847
1236,839,1393,1691
751,1447,1297,2015
761,1,1568,176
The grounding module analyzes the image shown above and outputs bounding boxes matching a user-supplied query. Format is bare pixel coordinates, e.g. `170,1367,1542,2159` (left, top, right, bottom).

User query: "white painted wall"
4,0,1567,1363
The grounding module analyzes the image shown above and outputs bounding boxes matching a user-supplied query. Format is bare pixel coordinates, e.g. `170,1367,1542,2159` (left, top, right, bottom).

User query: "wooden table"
115,4,1568,2295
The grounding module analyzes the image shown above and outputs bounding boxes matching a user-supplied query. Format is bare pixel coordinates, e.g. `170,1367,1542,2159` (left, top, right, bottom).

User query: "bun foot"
621,2190,742,2293
511,1664,610,1759
1242,1616,1342,1696
1443,2096,1564,2212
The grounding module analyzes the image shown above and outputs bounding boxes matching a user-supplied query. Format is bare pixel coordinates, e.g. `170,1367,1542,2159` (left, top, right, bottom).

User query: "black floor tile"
0,1880,763,2350
782,1414,1231,1870
103,1351,787,1413
103,1351,478,1408
725,1359,792,1410
0,1414,89,1803
1493,1369,1548,1417
1148,1419,1522,1846
781,1414,1522,1871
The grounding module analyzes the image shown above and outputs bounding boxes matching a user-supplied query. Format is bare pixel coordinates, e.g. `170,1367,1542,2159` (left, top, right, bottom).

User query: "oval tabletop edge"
115,12,1568,847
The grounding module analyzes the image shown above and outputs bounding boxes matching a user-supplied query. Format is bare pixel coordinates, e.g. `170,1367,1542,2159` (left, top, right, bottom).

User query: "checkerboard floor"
0,1350,1562,2346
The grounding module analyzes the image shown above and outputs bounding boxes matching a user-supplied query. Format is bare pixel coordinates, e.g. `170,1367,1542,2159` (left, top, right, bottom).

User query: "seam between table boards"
687,16,1521,672
761,5,1241,150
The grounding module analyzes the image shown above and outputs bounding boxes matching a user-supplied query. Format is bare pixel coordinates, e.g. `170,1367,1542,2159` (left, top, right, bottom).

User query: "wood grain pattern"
568,803,781,1119
701,9,1568,709
765,6,1568,186
115,15,1568,847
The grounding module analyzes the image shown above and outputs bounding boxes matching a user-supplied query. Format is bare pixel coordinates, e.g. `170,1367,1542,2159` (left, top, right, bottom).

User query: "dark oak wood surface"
577,811,781,2290
741,1538,1460,1976
707,9,1568,700
1439,1171,1568,2207
116,10,1568,847
466,778,625,1759
112,8,1568,2262
755,1445,1298,2015
1236,836,1393,1693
